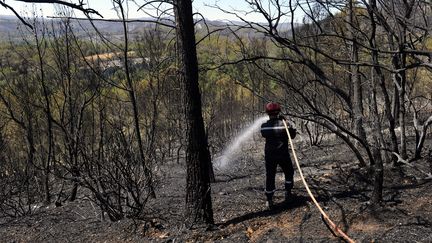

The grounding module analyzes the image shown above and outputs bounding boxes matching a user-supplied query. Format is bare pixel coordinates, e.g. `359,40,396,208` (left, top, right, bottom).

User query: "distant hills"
0,15,23,32
0,15,298,42
0,15,170,41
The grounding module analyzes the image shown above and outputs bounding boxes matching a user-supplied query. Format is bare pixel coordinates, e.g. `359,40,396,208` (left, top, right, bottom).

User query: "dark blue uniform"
260,117,295,201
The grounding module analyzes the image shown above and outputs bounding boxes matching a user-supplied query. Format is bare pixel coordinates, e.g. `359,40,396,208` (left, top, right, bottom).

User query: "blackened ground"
1,138,432,242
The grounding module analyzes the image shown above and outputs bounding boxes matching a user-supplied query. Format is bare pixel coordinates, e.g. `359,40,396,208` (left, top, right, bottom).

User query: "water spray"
214,115,268,170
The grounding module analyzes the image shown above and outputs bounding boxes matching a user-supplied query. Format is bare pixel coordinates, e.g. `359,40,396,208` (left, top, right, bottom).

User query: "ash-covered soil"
1,139,432,242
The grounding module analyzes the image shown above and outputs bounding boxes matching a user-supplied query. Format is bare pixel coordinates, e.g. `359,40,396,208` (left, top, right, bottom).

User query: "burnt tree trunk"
174,0,214,226
370,61,384,205
348,0,367,150
369,57,384,204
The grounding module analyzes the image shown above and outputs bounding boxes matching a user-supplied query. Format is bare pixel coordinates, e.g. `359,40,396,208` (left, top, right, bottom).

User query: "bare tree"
113,0,156,198
174,0,214,226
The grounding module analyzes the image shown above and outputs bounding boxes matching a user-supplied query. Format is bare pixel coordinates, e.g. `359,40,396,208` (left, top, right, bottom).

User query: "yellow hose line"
282,120,355,243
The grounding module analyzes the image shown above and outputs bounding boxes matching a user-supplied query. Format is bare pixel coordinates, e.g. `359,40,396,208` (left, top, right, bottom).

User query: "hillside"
1,1,431,242
0,137,431,242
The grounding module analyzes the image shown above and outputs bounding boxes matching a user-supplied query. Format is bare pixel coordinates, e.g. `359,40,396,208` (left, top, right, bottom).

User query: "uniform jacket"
260,116,296,159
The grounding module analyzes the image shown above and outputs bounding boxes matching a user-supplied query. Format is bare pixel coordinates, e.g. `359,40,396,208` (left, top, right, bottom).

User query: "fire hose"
282,120,355,243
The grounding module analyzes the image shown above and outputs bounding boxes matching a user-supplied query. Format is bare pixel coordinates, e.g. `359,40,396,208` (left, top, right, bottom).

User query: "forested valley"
0,1,431,242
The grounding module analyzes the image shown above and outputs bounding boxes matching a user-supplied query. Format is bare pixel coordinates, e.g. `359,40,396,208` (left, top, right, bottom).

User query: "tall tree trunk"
174,0,214,226
370,70,384,205
348,0,367,166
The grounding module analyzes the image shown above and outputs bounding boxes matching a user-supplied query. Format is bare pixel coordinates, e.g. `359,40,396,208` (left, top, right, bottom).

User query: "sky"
0,0,273,22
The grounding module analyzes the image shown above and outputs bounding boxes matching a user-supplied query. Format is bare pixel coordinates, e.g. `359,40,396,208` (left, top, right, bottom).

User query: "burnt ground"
1,138,432,243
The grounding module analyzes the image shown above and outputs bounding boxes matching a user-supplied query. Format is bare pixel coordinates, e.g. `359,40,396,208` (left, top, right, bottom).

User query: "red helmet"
265,102,281,115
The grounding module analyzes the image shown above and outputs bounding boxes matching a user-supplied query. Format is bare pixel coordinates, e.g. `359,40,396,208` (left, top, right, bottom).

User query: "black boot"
265,192,274,210
265,199,274,210
285,190,294,204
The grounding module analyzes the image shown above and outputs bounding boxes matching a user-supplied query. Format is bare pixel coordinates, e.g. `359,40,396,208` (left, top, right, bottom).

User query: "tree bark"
367,0,385,203
347,0,368,168
348,0,367,147
369,61,384,204
174,0,214,226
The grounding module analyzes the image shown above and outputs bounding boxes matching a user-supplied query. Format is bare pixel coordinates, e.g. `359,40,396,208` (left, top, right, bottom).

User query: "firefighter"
260,102,296,209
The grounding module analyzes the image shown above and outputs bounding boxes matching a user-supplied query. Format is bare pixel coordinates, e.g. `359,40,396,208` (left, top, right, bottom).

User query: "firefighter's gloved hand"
278,115,286,120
